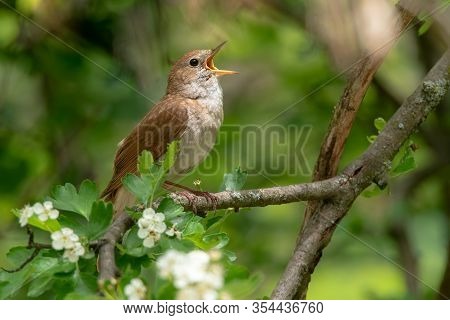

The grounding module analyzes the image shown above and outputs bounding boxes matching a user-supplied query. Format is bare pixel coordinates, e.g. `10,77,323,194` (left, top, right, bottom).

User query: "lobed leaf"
51,180,98,219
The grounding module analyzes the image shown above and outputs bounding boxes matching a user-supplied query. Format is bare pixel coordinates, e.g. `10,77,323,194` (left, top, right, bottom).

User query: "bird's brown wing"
101,95,191,202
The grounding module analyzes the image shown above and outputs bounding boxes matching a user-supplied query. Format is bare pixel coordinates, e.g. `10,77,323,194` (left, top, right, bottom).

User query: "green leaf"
155,282,177,300
158,197,185,221
392,146,416,176
122,226,147,257
205,215,224,229
11,210,61,232
116,254,151,277
163,141,179,171
27,274,54,297
202,232,229,249
221,167,248,191
86,201,113,240
58,211,89,237
367,135,377,144
122,173,152,205
224,273,262,299
75,258,99,294
225,264,250,281
0,249,74,299
138,150,154,174
223,250,237,262
224,265,262,299
182,218,206,247
51,180,98,219
6,246,34,265
183,220,205,237
374,117,386,132
204,212,231,231
158,237,195,252
362,184,384,198
51,274,77,299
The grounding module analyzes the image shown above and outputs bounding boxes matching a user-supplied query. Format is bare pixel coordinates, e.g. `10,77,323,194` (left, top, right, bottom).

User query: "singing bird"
101,42,237,215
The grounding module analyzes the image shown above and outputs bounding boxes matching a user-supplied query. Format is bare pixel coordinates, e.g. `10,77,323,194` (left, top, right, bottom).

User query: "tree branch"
271,50,449,299
97,212,134,282
302,1,416,225
95,53,448,288
169,176,348,212
95,176,349,282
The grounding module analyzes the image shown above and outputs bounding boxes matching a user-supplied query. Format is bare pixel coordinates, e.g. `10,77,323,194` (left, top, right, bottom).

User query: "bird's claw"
177,190,218,216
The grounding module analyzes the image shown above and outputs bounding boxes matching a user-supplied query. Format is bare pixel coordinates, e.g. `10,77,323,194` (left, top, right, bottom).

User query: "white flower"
51,227,84,263
156,249,184,279
165,225,182,239
203,264,224,289
17,201,59,227
171,251,211,287
51,228,79,250
137,227,162,247
124,278,147,300
63,242,85,263
142,231,161,248
137,208,167,248
156,249,225,300
33,201,59,222
19,205,34,227
177,284,218,300
138,208,166,233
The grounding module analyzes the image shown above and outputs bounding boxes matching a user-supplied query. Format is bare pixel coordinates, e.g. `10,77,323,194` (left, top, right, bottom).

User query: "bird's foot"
164,180,218,214
191,190,218,212
176,190,218,217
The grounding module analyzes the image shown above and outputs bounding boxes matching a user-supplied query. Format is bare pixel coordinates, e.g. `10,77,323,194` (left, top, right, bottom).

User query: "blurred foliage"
0,0,449,299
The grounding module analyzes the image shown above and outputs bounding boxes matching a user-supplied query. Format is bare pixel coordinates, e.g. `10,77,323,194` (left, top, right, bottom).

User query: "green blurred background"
0,0,449,299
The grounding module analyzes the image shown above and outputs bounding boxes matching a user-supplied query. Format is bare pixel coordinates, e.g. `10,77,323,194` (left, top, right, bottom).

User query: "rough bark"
271,51,449,299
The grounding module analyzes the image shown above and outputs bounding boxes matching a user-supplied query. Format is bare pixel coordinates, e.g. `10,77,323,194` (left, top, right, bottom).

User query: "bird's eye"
189,58,199,67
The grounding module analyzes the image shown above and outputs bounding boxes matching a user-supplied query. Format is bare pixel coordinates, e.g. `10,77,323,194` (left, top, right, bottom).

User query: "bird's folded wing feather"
101,95,192,201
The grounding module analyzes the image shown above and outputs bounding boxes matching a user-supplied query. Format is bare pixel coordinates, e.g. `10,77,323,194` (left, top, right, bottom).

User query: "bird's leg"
163,181,218,213
164,180,198,193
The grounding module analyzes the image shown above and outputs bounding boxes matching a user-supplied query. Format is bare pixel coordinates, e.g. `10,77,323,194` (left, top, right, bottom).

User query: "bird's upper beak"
205,41,238,76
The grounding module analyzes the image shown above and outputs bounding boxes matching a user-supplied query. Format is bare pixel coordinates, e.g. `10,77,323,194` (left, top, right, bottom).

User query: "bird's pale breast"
168,90,223,179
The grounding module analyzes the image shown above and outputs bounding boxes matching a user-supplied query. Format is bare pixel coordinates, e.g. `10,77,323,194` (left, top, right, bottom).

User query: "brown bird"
101,42,237,215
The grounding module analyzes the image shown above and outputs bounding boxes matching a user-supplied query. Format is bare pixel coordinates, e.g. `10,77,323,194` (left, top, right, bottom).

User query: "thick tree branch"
98,212,134,282
271,50,449,299
96,177,349,282
302,1,416,225
169,176,348,212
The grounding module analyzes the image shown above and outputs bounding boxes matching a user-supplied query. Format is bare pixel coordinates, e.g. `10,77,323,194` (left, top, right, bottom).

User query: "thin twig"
1,227,45,273
1,228,108,273
1,248,40,273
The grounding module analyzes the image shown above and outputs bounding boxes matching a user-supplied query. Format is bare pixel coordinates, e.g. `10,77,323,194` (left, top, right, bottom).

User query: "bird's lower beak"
205,41,238,76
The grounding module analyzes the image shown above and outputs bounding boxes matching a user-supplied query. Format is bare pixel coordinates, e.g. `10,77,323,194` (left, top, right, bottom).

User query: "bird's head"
166,41,237,98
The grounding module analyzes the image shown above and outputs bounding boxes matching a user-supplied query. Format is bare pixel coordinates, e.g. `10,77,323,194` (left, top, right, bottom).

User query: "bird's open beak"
205,41,238,76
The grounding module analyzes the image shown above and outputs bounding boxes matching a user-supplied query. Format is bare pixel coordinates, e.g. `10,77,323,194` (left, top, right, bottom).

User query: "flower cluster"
124,278,147,300
156,249,224,300
51,228,85,263
137,208,167,248
19,201,59,227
